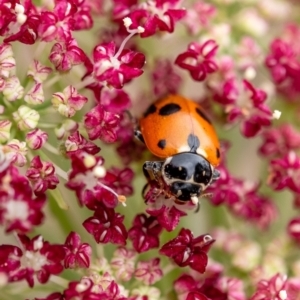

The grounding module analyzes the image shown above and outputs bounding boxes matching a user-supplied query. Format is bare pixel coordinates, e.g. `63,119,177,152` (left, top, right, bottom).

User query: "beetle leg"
134,128,145,144
143,161,163,182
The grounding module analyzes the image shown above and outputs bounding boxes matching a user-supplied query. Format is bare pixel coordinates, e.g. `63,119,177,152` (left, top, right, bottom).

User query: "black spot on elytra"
159,103,181,116
144,104,157,117
196,107,211,124
157,139,166,149
187,134,200,152
216,148,220,158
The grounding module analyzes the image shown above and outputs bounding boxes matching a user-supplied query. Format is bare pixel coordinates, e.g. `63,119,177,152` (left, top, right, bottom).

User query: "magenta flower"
127,0,186,37
101,89,131,114
266,39,294,84
90,41,145,88
259,124,300,158
49,38,88,71
83,203,128,245
0,234,65,287
52,85,88,117
62,276,127,299
26,156,59,195
208,165,277,229
151,58,182,97
38,0,77,42
103,167,134,197
63,231,92,269
66,151,127,208
268,151,300,193
160,228,215,273
250,273,289,300
0,164,45,233
183,1,216,35
116,138,146,165
1,0,40,44
134,258,163,285
144,183,192,231
128,214,163,253
213,79,273,137
288,217,300,243
84,104,120,143
26,129,48,150
111,247,136,282
65,131,101,156
175,40,219,81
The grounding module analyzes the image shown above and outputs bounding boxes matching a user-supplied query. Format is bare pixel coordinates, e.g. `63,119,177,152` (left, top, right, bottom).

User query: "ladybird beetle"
135,95,221,205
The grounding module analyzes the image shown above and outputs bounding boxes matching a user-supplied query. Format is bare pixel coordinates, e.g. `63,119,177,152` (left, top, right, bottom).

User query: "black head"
162,152,219,201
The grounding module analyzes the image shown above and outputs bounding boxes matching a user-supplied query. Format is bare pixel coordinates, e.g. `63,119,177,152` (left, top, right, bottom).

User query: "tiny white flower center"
22,250,47,271
4,200,29,221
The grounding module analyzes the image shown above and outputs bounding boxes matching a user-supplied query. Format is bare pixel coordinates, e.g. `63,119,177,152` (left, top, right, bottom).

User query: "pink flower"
268,151,300,193
213,79,273,137
62,278,100,299
0,43,16,78
1,0,40,44
144,185,190,231
175,40,219,81
91,41,145,88
63,231,92,269
265,34,300,101
65,131,101,156
63,276,127,299
25,156,59,195
83,203,128,245
0,234,65,287
103,167,134,198
266,39,296,84
128,214,163,253
151,58,182,97
49,38,88,71
72,1,93,31
100,89,131,114
116,139,146,165
52,85,88,117
183,1,216,35
111,247,136,281
127,0,186,37
250,273,289,300
0,164,45,233
160,228,214,273
208,165,277,229
38,0,77,42
288,217,300,243
66,152,122,208
134,258,163,285
259,124,300,158
84,104,120,143
27,60,52,83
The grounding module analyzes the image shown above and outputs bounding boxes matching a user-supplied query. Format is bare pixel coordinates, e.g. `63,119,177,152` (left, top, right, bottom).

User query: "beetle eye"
164,164,188,180
194,162,212,184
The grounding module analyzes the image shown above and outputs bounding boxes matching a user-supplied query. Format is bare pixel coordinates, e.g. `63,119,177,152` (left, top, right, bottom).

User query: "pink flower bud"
27,60,52,83
2,139,27,167
3,75,24,101
0,43,16,78
26,129,48,150
52,85,88,117
24,82,44,105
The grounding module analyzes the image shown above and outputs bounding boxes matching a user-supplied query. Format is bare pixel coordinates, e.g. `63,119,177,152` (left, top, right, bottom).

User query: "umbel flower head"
0,0,300,299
